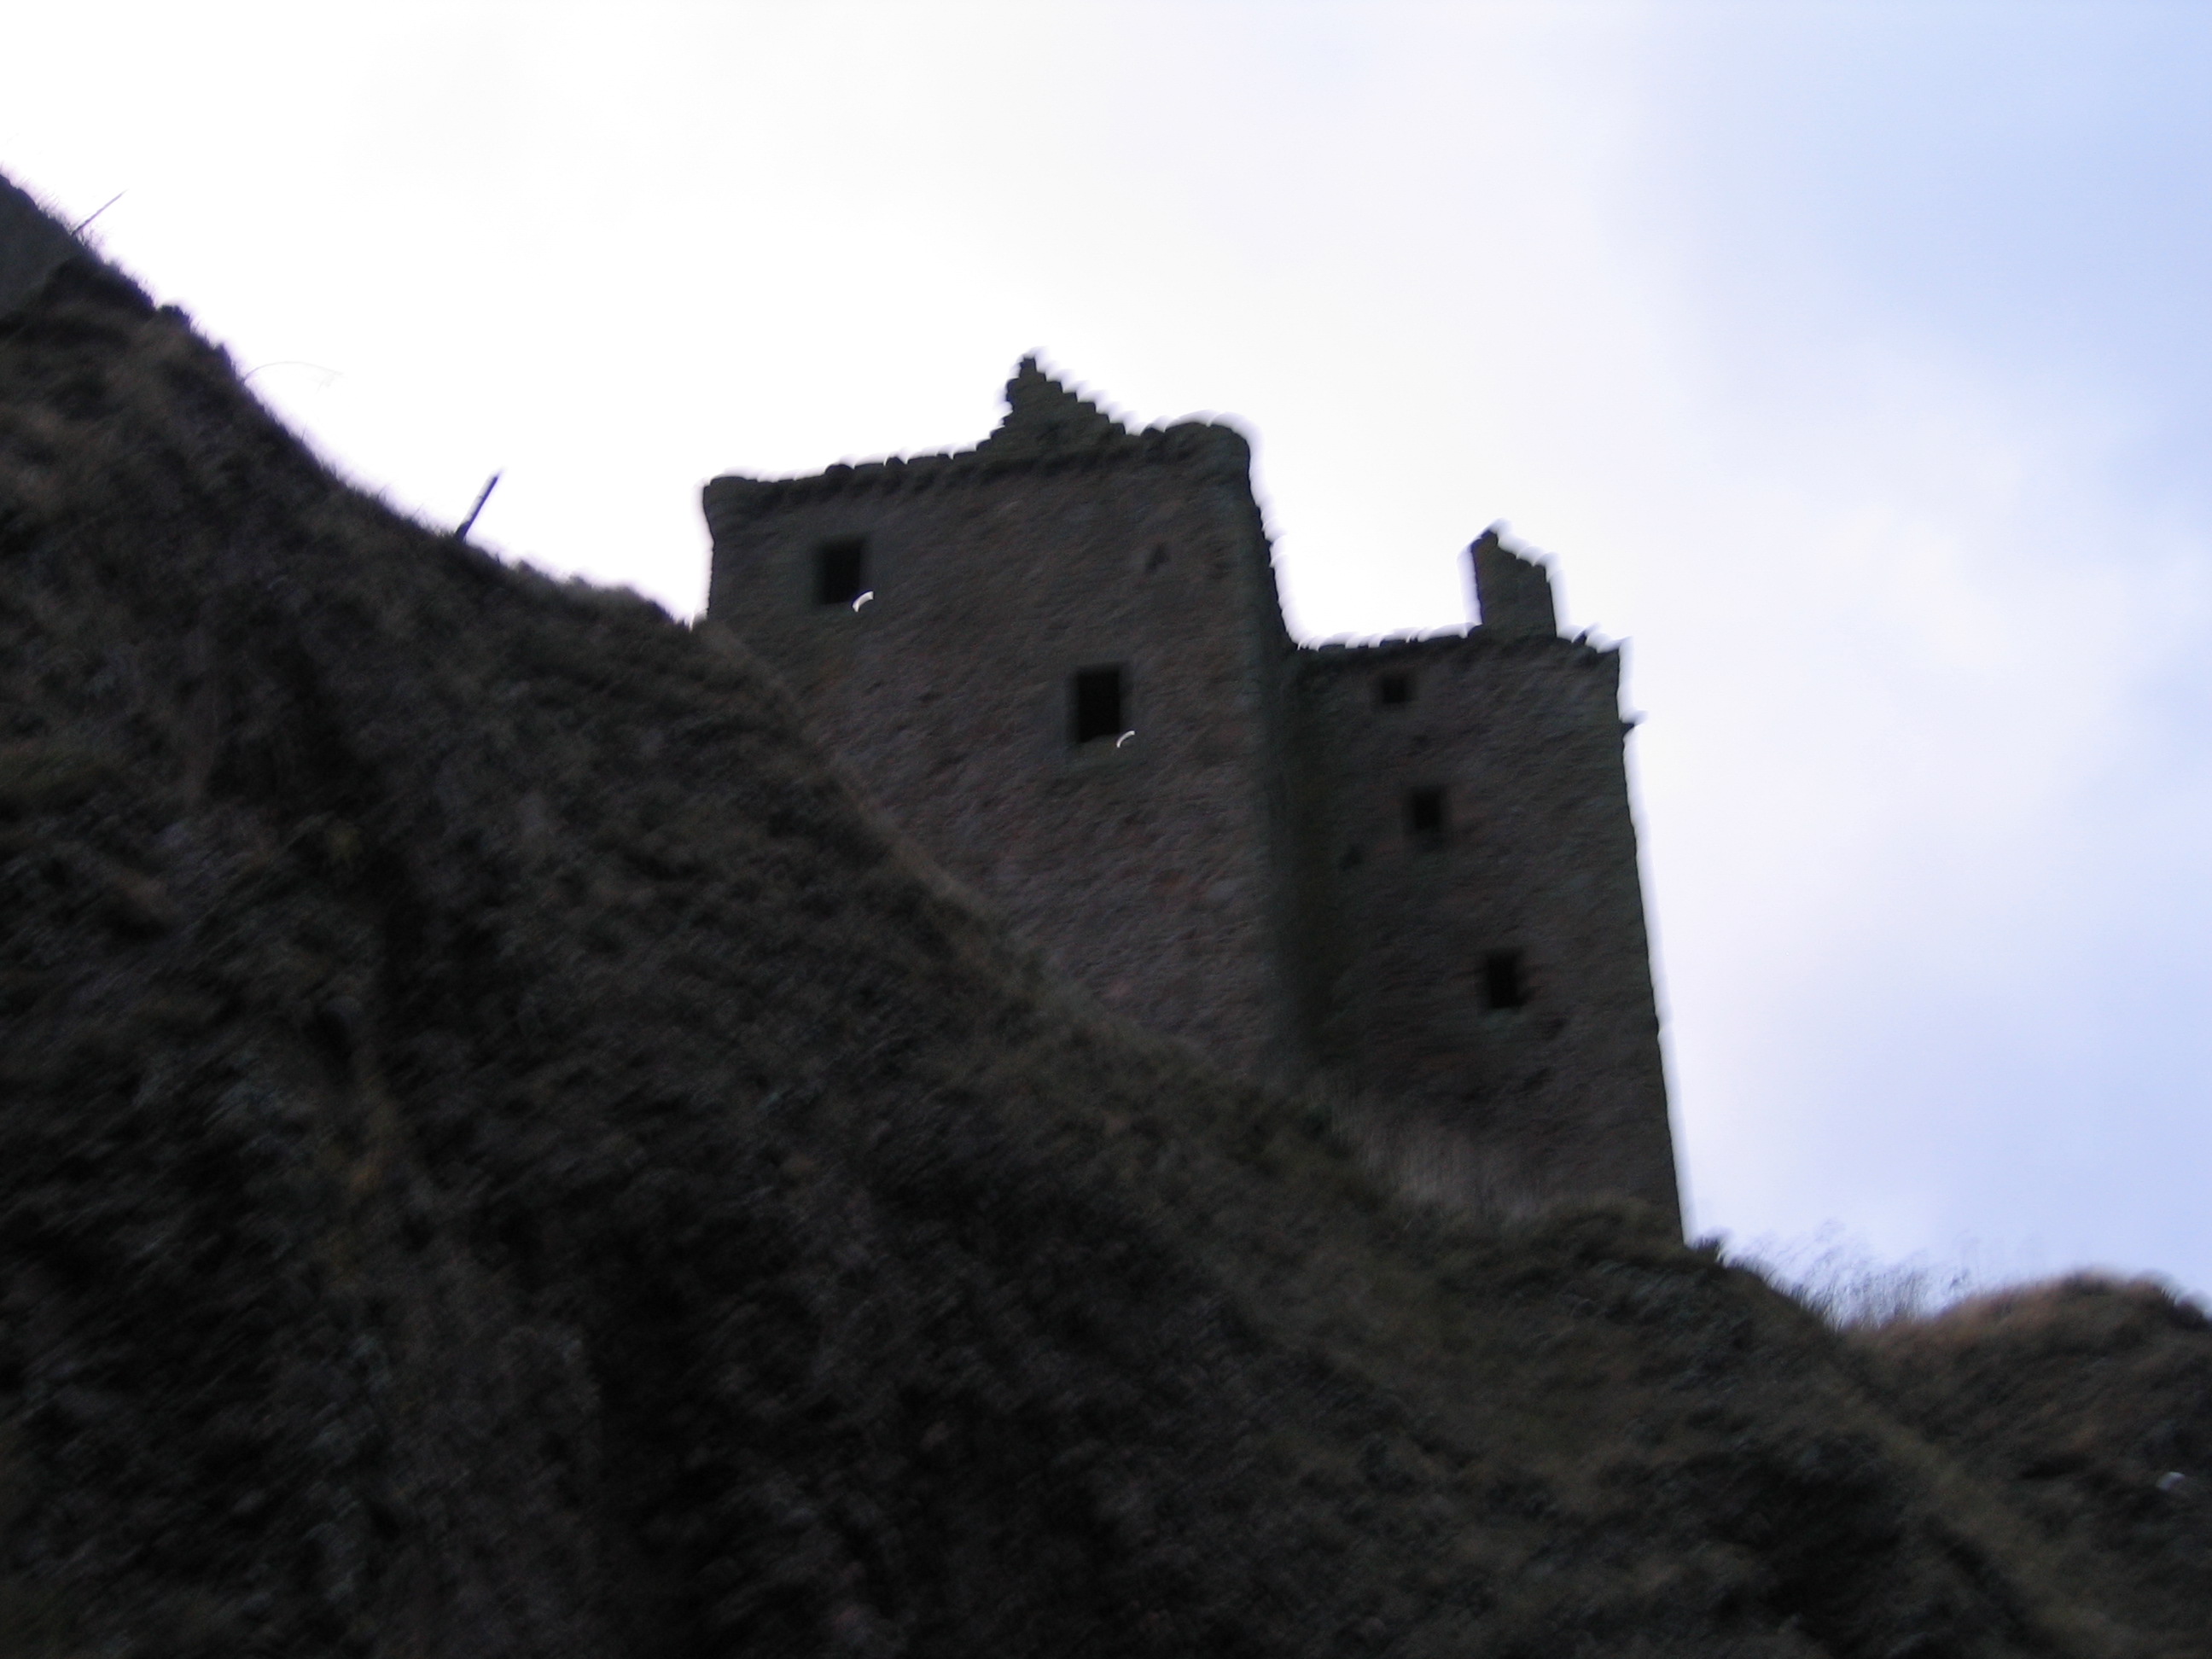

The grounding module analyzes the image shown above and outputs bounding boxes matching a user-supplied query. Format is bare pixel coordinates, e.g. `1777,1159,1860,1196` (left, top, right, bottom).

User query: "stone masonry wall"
705,376,1305,1082
1295,623,1679,1221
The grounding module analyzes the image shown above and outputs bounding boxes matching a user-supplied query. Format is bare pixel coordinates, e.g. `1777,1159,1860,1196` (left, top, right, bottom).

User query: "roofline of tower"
1294,629,1618,669
701,416,1254,527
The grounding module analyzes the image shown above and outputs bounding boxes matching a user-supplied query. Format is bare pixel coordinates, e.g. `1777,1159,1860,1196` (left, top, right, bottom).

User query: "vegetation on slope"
0,227,2206,1656
1861,1278,2212,1646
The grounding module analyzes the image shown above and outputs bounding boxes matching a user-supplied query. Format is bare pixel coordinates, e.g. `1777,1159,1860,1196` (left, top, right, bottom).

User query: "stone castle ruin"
706,359,1680,1225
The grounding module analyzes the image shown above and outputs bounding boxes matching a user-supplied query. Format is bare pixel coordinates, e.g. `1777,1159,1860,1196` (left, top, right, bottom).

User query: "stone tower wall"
704,411,1306,1080
1294,621,1678,1220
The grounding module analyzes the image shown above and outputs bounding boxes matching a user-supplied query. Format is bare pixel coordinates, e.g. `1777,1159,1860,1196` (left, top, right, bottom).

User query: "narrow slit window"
1070,665,1126,745
1404,785,1448,846
1376,671,1413,707
814,536,868,606
1482,949,1528,1010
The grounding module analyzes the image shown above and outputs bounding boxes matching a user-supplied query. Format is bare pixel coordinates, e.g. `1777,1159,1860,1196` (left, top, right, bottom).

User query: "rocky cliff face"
1,207,2205,1657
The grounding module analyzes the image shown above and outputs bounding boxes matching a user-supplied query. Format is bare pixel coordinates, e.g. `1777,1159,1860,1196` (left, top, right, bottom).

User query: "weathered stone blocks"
705,359,1680,1226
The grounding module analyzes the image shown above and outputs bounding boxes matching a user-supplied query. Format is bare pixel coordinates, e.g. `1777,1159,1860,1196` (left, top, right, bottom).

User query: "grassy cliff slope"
1,218,2206,1656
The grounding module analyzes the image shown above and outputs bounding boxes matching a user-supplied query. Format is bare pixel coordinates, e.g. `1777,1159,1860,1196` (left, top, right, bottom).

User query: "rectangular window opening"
1070,665,1126,745
1483,949,1528,1011
1404,784,1448,846
814,536,868,606
1377,671,1413,707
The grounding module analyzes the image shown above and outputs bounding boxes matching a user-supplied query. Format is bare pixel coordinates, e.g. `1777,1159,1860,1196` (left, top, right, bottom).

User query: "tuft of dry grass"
1726,1227,1995,1331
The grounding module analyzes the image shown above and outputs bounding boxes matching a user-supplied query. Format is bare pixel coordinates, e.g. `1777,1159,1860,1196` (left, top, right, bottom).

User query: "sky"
7,2,2208,1298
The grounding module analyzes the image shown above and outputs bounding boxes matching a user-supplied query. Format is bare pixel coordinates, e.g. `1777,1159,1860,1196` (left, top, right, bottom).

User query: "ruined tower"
704,359,1679,1225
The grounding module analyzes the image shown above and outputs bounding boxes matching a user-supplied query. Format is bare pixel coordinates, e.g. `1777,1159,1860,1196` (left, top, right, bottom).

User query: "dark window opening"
1482,949,1528,1010
1405,785,1448,846
814,536,868,606
1070,665,1126,745
1377,671,1413,707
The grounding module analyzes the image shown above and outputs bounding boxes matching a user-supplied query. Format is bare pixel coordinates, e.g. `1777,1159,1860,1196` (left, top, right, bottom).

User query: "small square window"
1482,949,1528,1010
814,536,868,606
1405,785,1448,846
1070,665,1126,745
1377,671,1413,707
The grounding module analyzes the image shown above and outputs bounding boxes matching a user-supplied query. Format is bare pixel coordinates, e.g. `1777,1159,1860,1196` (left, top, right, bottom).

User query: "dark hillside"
1860,1278,2212,1646
0,211,2203,1656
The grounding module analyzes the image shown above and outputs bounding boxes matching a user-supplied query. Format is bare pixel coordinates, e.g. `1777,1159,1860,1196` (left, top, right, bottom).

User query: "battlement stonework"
705,359,1679,1225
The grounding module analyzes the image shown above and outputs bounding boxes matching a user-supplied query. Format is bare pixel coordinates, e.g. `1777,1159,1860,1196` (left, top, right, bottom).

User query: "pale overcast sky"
8,3,2209,1296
